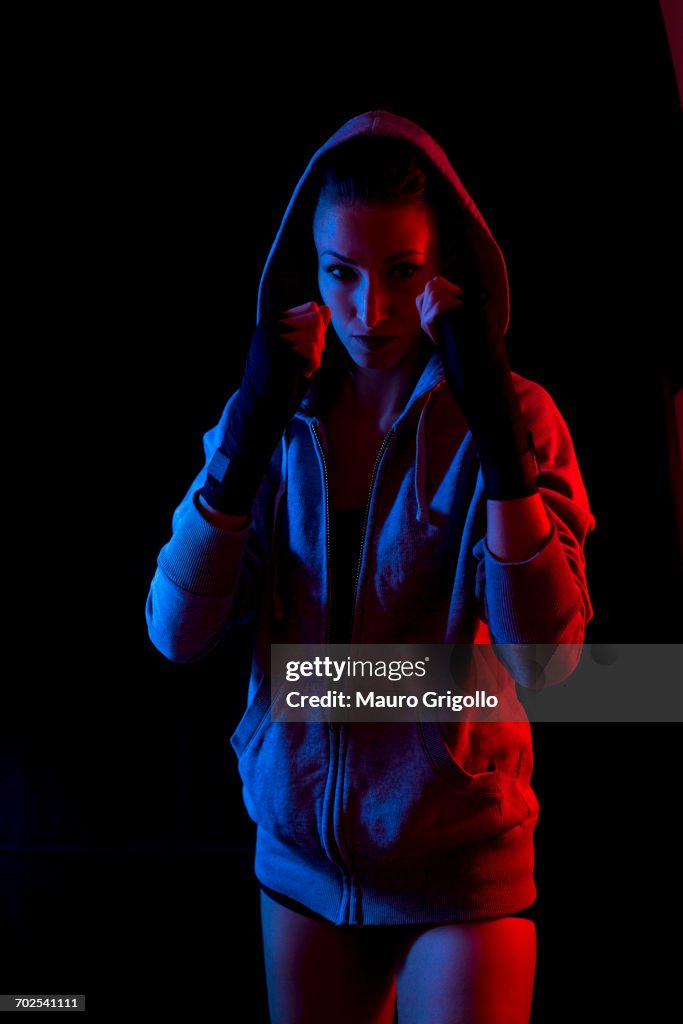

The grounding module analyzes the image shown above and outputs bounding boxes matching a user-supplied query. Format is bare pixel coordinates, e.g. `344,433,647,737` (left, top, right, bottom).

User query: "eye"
325,264,356,281
389,263,421,279
323,262,422,282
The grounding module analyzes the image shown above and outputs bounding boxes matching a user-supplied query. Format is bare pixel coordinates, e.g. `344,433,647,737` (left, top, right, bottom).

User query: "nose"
356,279,389,330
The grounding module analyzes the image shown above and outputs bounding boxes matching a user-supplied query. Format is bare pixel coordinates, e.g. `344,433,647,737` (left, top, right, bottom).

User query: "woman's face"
313,200,443,370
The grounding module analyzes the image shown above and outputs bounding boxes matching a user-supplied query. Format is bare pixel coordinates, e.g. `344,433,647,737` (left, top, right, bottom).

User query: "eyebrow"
320,249,425,266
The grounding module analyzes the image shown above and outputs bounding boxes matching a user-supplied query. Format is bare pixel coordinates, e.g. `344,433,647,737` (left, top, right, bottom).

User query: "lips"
353,334,396,345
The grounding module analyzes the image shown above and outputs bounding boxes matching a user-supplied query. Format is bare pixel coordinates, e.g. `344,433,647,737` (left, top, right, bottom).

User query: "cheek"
317,273,336,306
400,283,426,317
318,279,347,318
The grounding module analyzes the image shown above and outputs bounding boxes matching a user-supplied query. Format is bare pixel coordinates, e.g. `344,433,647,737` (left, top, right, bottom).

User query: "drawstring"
272,435,288,620
414,391,432,524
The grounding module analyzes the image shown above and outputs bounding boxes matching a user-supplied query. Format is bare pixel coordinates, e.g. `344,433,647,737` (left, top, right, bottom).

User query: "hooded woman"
146,111,595,1023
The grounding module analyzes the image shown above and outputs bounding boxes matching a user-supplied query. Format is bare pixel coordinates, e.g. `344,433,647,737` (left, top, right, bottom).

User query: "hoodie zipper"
311,418,397,644
309,416,397,924
310,420,332,645
350,425,395,639
310,417,354,920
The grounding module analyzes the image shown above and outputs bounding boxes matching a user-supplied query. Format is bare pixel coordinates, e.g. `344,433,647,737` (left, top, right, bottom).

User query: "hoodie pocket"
344,722,504,861
419,720,499,783
418,718,504,839
229,672,273,759
419,721,538,837
499,743,538,831
229,673,329,850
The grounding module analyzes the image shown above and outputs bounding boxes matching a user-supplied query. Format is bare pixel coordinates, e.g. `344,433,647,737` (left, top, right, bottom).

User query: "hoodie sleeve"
145,391,275,664
472,377,596,688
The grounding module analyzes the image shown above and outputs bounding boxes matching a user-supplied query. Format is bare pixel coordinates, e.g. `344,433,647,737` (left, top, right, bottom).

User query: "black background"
3,4,682,1019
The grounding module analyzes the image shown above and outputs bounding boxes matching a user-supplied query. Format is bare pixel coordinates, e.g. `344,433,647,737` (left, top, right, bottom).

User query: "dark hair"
315,136,430,207
313,135,470,281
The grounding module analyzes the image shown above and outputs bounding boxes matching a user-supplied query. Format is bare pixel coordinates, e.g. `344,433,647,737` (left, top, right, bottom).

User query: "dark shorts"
260,884,536,926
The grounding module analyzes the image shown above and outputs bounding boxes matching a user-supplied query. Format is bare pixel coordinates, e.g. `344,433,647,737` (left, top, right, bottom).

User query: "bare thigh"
394,917,537,1024
259,889,397,1024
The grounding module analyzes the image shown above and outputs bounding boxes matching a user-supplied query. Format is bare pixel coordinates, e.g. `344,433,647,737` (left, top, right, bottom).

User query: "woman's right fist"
200,301,332,515
276,301,332,379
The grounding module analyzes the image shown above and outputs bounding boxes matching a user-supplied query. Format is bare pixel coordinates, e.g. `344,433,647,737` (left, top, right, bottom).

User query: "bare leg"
259,889,397,1024
394,918,536,1024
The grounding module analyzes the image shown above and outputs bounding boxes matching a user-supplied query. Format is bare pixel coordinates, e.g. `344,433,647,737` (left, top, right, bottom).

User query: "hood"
258,110,511,562
256,108,510,347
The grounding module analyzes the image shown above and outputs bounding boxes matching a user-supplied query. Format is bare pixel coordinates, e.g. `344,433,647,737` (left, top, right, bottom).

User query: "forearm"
486,493,553,562
433,303,540,503
200,313,311,515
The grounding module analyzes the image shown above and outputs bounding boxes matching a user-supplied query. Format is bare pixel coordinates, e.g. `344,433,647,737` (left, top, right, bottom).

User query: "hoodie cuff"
476,521,582,643
157,491,253,598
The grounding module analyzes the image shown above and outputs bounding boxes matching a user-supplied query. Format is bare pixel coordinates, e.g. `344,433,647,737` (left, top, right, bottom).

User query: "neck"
338,336,433,430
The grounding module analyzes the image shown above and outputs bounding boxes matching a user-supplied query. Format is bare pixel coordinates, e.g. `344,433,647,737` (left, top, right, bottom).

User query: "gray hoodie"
146,110,596,926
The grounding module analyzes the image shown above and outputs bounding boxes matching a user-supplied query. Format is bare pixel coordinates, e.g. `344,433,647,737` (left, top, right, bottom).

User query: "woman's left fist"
415,276,466,344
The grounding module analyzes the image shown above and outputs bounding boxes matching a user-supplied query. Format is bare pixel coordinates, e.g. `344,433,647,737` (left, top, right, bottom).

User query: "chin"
359,352,404,369
344,336,424,370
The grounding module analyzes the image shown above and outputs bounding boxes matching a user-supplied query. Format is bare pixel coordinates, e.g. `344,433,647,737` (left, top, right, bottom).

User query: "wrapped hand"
417,276,540,500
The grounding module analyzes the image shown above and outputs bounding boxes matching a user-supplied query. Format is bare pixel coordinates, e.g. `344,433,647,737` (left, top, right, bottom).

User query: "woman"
146,110,596,1023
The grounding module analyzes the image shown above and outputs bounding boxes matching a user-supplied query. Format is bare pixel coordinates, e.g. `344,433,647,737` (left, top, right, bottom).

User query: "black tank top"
328,506,366,645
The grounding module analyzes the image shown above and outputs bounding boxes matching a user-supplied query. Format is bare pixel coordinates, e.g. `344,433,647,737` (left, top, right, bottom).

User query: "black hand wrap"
431,301,540,500
200,312,312,515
